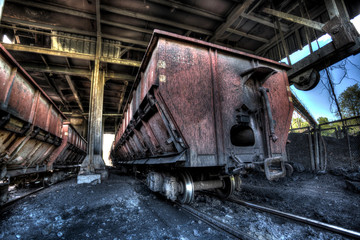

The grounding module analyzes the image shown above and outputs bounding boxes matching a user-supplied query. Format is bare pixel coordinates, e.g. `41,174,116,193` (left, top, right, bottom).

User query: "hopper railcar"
110,30,294,203
0,44,86,204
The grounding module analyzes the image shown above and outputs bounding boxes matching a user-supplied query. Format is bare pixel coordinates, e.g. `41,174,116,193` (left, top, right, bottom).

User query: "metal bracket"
264,157,286,181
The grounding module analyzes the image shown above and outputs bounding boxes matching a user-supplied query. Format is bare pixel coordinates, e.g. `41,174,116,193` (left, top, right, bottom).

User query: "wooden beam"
42,72,69,111
117,83,128,114
106,72,134,81
2,43,94,59
255,8,326,56
101,34,148,47
241,13,289,32
1,43,142,67
226,28,269,43
20,63,135,81
148,0,224,21
7,0,95,20
275,15,291,65
262,8,325,31
101,20,153,34
100,57,141,67
63,112,123,117
210,0,254,42
2,17,148,47
65,75,84,112
2,16,96,36
214,41,254,54
148,0,275,45
101,4,213,36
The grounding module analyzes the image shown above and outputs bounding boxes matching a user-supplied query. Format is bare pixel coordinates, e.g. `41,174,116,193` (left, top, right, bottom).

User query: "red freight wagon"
0,44,87,204
111,30,293,203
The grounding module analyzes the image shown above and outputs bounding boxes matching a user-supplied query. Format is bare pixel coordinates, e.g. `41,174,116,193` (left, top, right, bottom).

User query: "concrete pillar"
78,69,108,183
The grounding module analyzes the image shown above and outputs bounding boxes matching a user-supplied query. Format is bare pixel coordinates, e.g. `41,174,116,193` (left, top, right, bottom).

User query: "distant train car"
0,44,86,204
110,30,294,203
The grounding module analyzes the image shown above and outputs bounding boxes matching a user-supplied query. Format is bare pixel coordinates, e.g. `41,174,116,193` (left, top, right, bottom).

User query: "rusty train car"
110,30,294,203
0,44,86,204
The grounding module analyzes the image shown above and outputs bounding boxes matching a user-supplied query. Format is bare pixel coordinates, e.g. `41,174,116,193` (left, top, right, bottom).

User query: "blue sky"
285,15,360,122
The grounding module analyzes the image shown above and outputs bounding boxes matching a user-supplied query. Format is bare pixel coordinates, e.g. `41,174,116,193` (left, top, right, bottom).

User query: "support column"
77,0,107,184
78,68,107,182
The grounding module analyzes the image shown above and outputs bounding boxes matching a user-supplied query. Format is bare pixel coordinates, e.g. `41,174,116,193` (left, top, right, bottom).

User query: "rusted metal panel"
0,43,79,177
49,123,87,168
7,73,37,121
263,71,293,155
111,30,292,179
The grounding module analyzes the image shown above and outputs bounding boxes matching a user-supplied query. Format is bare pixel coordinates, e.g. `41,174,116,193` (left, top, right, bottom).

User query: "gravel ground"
190,170,360,239
237,170,360,232
0,174,232,240
1,170,359,240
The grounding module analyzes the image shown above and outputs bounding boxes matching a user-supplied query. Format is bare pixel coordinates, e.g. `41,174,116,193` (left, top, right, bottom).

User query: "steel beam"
287,37,360,80
262,8,325,31
1,43,142,67
101,4,213,36
65,75,84,112
210,0,254,42
291,92,317,126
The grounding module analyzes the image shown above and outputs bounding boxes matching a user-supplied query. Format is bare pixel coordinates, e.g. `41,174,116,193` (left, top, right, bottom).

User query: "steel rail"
227,197,360,239
1,187,45,210
177,203,255,240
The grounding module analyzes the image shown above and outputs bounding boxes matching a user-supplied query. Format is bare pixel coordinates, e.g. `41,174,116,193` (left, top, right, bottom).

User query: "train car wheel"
216,175,235,199
177,172,194,204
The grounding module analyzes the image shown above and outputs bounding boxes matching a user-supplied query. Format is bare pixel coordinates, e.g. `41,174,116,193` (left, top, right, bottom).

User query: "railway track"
1,175,76,211
176,202,255,240
1,186,45,210
132,176,360,239
178,189,360,239
226,197,360,239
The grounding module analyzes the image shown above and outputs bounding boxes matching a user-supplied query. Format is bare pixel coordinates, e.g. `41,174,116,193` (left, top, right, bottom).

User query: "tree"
291,117,310,129
317,117,329,125
338,83,360,118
